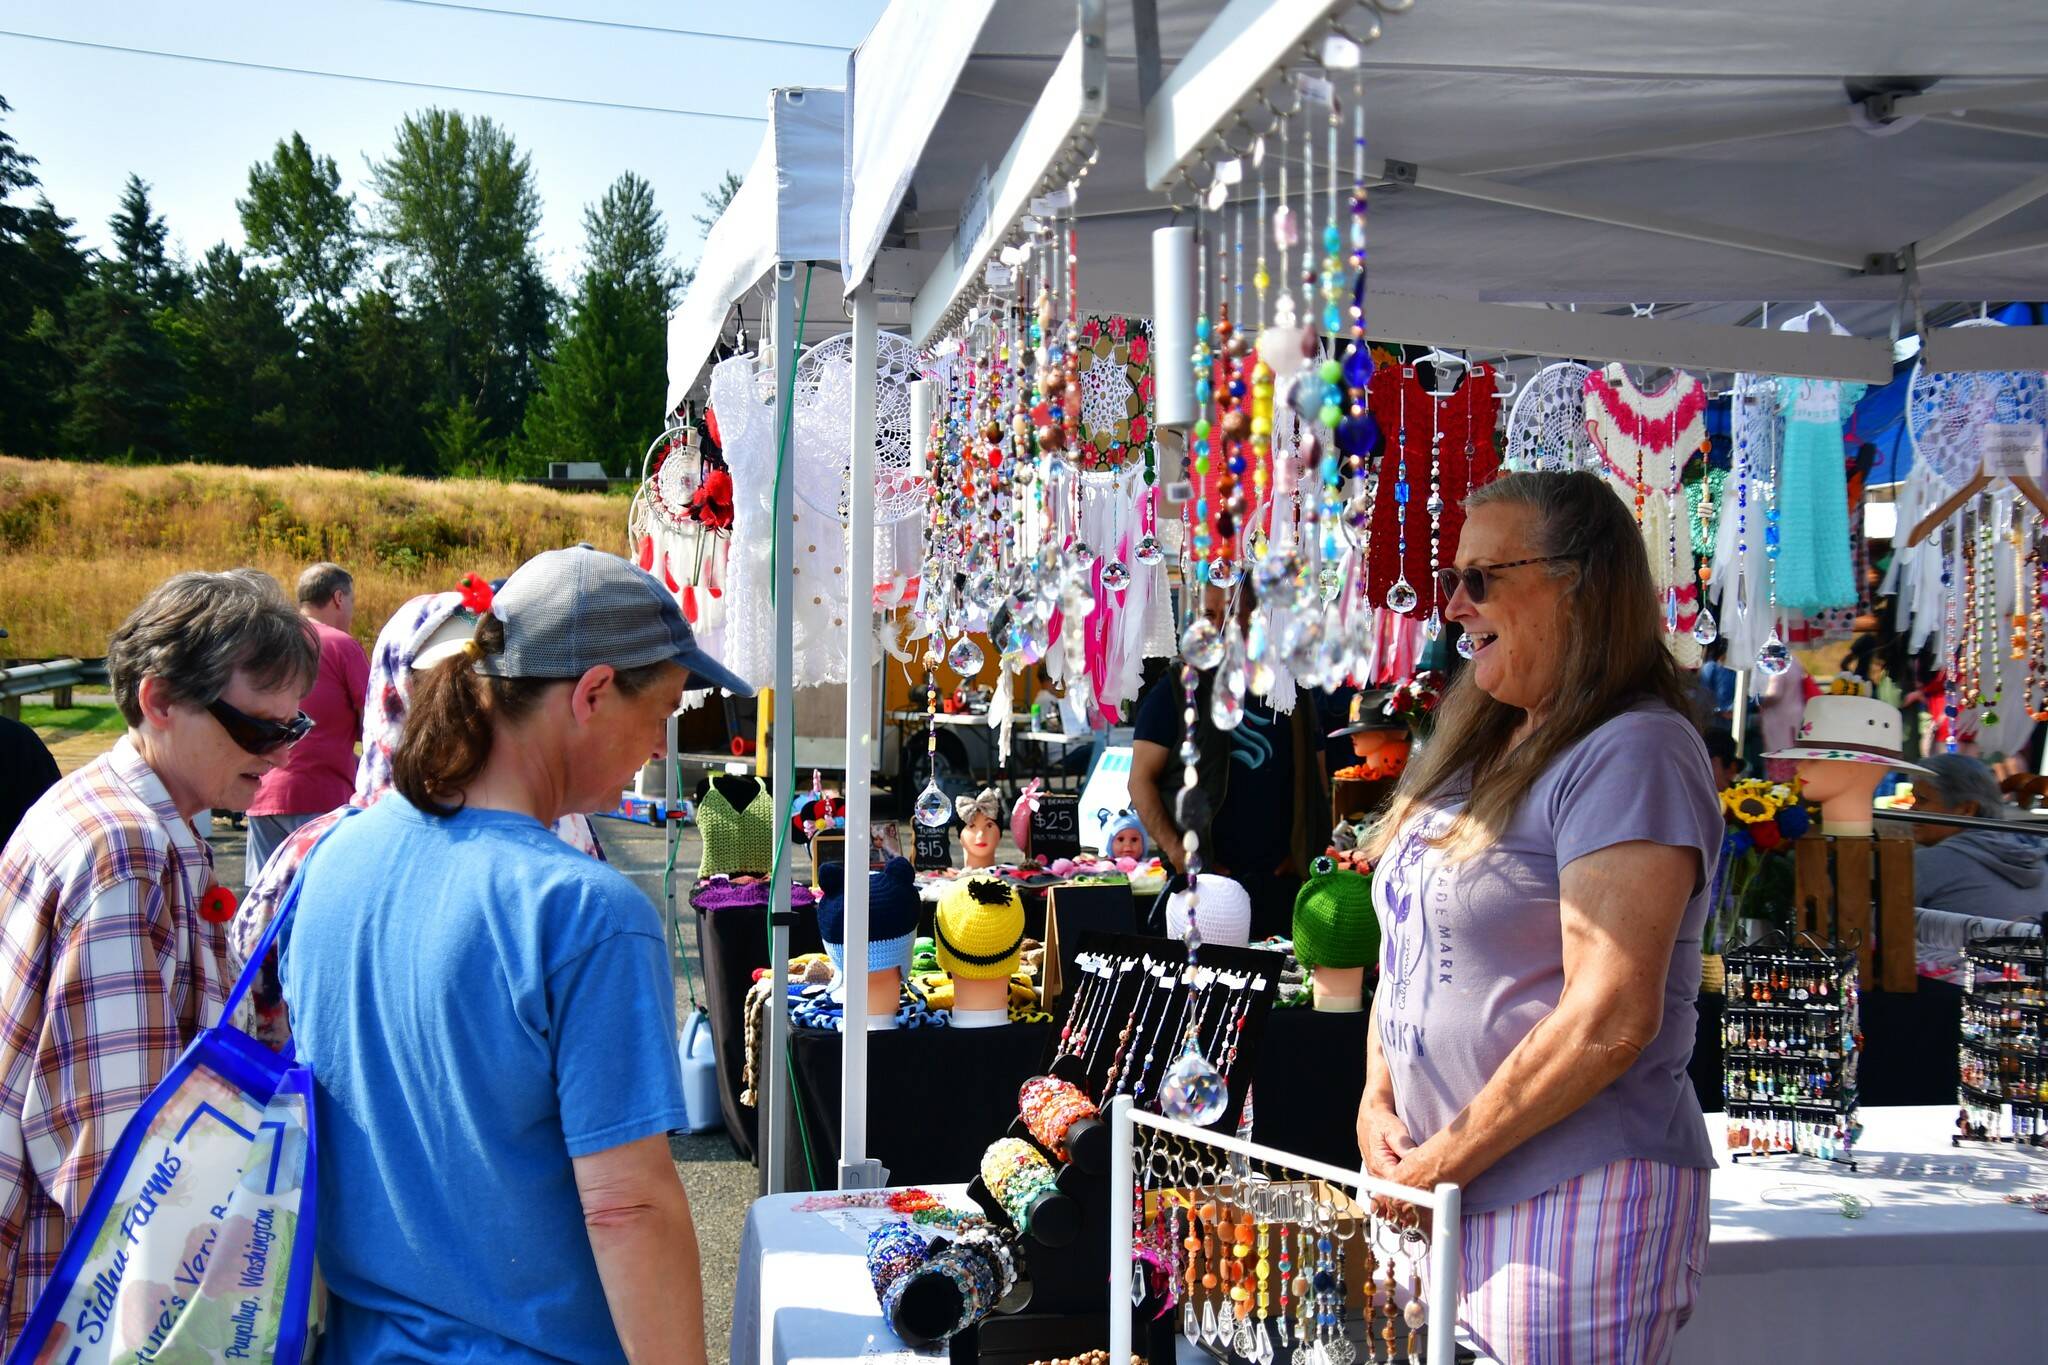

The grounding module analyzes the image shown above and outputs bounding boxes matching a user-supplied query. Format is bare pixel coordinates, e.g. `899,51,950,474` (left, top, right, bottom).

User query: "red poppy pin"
458,573,494,614
198,885,239,924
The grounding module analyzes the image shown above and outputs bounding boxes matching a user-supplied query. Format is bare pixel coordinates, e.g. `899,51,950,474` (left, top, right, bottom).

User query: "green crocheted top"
698,778,775,878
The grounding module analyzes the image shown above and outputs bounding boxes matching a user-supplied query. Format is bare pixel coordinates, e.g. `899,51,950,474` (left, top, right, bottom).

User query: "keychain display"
1721,939,1863,1168
1955,935,2048,1146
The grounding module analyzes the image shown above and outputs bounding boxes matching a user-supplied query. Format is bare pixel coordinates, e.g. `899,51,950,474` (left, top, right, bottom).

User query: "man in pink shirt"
244,562,370,887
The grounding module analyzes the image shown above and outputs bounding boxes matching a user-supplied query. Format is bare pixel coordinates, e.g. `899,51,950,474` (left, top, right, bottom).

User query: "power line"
381,0,856,54
0,28,768,122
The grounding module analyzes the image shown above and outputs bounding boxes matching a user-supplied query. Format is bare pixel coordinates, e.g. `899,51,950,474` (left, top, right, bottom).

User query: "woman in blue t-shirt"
1360,471,1720,1365
285,546,751,1364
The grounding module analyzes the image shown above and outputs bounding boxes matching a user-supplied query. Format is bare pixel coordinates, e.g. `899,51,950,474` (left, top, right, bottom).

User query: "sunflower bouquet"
1707,778,1812,955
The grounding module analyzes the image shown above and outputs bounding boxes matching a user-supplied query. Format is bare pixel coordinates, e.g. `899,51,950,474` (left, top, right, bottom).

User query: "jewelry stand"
1721,928,1862,1171
944,934,1280,1365
1954,936,2048,1148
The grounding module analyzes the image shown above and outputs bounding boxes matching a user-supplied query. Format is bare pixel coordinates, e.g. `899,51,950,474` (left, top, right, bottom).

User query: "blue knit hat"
1097,809,1149,859
817,856,920,982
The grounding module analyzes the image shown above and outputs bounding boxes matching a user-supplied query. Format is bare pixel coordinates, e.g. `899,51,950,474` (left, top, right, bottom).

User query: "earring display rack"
1108,1101,1464,1365
1721,940,1863,1170
1955,935,2048,1147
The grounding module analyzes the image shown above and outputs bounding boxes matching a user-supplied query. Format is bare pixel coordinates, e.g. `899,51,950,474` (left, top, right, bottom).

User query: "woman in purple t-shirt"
1360,470,1721,1365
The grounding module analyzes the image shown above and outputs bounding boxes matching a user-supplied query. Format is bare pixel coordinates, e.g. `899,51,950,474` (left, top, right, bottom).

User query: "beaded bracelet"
982,1137,1061,1227
866,1221,932,1304
1019,1076,1099,1161
953,1221,1022,1301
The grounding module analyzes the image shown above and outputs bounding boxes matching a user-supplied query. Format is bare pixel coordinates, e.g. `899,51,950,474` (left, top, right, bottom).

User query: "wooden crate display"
1791,830,1916,992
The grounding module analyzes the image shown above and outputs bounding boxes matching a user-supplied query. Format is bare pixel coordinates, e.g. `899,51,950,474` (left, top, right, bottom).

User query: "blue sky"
0,0,887,287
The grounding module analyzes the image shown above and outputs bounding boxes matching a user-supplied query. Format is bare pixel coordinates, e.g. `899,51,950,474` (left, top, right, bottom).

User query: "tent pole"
839,286,884,1189
762,260,798,1196
1918,171,2048,261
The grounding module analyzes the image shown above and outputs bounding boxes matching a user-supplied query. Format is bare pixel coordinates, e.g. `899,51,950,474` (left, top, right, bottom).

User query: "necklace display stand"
944,934,1279,1365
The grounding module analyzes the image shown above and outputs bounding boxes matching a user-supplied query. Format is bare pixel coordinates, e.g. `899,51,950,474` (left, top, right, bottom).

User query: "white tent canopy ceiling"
838,0,2048,375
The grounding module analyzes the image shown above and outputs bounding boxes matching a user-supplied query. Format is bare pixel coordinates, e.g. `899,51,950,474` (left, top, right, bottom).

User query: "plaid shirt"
0,738,228,1349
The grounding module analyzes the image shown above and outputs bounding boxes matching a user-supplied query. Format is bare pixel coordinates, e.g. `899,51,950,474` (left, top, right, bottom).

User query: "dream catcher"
1072,315,1154,473
630,422,730,627
790,330,931,599
1909,318,2048,492
1503,361,1593,472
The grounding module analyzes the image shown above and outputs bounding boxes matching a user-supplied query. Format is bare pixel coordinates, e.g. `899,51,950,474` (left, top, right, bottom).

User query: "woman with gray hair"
1361,471,1719,1364
1912,752,2048,923
0,569,317,1348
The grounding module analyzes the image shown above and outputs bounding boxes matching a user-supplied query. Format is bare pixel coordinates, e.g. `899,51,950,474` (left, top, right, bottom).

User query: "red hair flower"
458,573,494,614
198,885,238,924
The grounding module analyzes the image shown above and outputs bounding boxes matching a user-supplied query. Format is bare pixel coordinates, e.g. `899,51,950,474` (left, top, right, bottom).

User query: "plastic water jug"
679,1009,721,1134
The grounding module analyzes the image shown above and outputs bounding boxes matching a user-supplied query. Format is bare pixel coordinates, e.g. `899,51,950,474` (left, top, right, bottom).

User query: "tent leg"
839,287,884,1190
762,261,799,1196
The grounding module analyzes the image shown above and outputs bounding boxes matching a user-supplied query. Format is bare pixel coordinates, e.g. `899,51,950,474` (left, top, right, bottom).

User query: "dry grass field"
0,456,629,659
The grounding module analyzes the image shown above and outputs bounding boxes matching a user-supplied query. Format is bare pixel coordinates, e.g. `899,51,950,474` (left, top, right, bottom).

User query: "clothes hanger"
1907,478,2048,548
1412,345,1469,397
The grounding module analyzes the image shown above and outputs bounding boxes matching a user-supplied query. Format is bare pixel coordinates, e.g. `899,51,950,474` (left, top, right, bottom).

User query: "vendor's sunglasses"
1435,555,1575,606
206,697,314,755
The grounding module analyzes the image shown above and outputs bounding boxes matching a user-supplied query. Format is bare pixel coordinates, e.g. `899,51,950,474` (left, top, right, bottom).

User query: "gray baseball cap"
477,545,753,695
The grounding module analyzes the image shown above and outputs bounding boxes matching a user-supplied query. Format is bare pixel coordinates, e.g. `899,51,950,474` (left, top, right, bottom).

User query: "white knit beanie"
1166,875,1252,948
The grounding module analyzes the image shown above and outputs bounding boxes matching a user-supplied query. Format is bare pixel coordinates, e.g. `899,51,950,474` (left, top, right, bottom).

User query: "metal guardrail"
0,657,107,719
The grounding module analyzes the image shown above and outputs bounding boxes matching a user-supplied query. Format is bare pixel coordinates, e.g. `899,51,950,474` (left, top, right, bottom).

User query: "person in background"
1910,752,2048,923
1128,586,1326,939
1696,638,1737,723
0,571,317,1349
1702,726,1741,791
243,563,369,889
0,632,61,855
284,547,746,1363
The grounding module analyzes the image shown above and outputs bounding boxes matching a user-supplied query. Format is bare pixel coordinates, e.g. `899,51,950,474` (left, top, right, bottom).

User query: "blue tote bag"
9,876,318,1365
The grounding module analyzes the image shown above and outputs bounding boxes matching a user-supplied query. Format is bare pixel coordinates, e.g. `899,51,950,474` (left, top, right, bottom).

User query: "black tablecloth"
784,1022,1056,1190
694,900,825,1161
774,982,1966,1186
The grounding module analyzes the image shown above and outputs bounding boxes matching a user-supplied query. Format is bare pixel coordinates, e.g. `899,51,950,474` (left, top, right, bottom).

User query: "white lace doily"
1909,319,2048,491
1504,362,1593,472
791,331,927,526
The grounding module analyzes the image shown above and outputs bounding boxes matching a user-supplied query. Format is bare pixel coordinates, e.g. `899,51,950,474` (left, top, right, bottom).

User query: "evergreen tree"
163,245,303,464
516,172,677,475
59,178,188,460
369,108,555,463
339,279,436,475
105,174,185,309
59,284,184,461
0,96,89,455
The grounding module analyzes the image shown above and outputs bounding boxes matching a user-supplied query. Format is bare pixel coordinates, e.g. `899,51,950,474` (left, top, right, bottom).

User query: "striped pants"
1458,1159,1710,1365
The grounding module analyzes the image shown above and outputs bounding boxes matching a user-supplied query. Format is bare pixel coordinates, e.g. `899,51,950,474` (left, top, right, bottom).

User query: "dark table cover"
694,899,825,1161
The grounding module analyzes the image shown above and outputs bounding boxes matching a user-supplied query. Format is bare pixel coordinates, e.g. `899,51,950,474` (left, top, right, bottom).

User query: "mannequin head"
960,811,1001,867
1793,758,1885,832
954,787,1006,869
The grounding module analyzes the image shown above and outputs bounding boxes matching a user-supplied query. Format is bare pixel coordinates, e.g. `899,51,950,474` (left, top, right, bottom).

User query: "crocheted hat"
934,876,1027,981
1292,857,1379,969
816,857,920,980
1097,809,1148,859
1165,875,1252,948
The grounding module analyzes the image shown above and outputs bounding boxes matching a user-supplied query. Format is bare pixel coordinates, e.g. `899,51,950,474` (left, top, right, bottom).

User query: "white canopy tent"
664,86,846,410
844,0,2048,374
696,0,2048,1195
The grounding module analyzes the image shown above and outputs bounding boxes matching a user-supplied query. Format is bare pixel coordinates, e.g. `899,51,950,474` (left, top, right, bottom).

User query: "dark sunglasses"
1435,555,1575,606
206,697,314,755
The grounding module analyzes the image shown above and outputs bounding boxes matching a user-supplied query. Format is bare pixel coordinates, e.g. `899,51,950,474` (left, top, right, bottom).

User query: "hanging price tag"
1296,73,1336,106
1321,33,1362,69
1981,423,2045,480
1216,159,1244,185
984,263,1014,291
1029,196,1055,218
